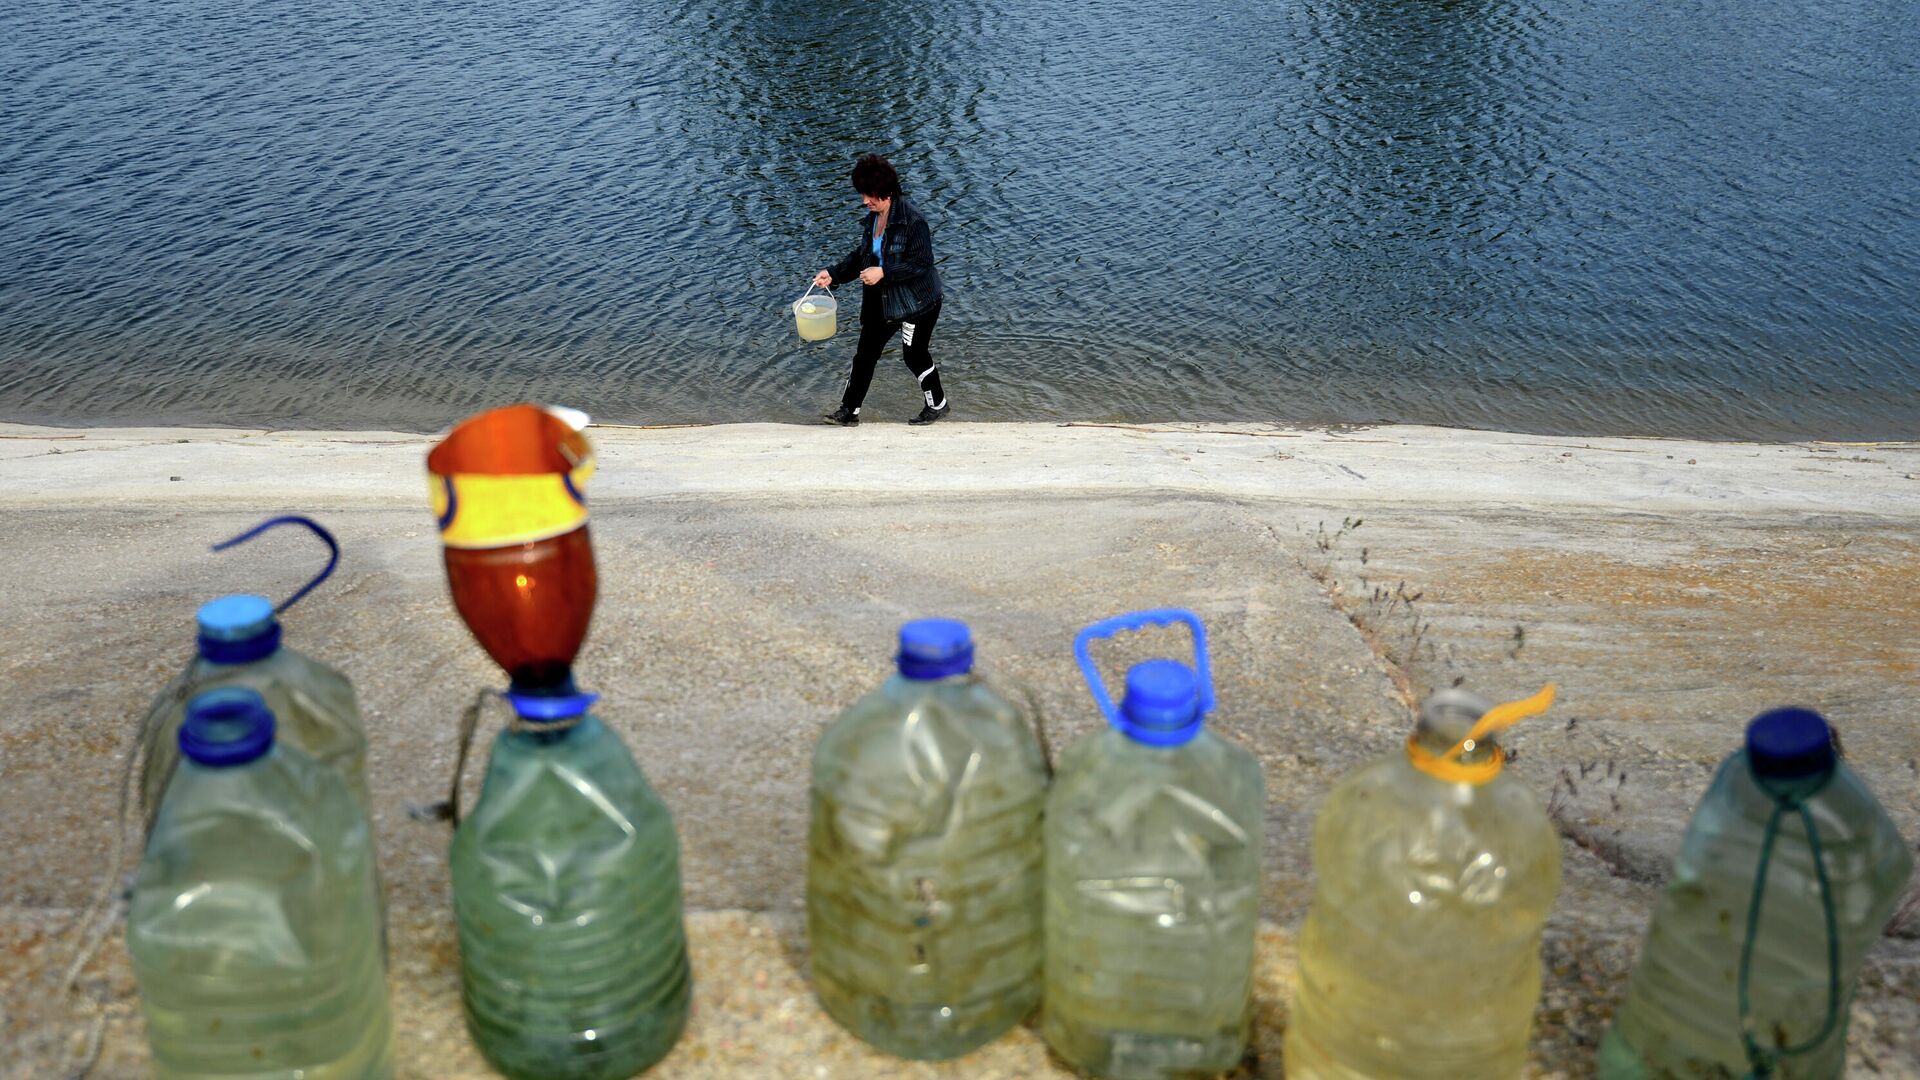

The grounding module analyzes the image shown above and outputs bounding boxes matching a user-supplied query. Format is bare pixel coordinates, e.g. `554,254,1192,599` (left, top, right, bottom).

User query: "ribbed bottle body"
140,647,370,833
451,715,691,1080
808,673,1048,1060
1598,755,1912,1080
130,744,392,1079
1285,754,1560,1079
1043,728,1266,1080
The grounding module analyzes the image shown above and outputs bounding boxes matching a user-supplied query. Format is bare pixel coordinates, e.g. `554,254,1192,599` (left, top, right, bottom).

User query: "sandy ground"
2,420,1916,1078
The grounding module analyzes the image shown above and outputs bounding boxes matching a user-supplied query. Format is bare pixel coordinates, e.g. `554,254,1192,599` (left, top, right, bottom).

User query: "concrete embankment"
2,420,1917,1078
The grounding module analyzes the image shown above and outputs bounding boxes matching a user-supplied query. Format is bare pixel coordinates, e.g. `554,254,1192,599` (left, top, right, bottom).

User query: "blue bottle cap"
1746,707,1836,781
179,687,276,767
896,618,974,681
504,690,600,721
195,594,282,664
1117,659,1204,746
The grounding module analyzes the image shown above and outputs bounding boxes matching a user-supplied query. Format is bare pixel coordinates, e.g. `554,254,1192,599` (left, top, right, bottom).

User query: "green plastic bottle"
807,618,1048,1060
138,517,370,837
1598,707,1913,1080
1044,609,1266,1080
130,687,392,1079
1285,687,1561,1079
450,689,691,1080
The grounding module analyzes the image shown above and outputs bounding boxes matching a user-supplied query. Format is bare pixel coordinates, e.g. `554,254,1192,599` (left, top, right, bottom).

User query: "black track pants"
840,294,946,414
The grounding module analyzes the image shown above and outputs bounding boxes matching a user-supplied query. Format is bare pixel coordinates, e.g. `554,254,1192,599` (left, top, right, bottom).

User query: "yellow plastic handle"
1405,683,1556,784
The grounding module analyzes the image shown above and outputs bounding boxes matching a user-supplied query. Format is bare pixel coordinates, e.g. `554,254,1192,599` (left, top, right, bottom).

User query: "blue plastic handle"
211,515,341,614
1073,608,1215,726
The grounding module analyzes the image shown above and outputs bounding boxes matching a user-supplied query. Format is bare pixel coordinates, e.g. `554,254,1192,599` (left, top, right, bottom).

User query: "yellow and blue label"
429,461,594,549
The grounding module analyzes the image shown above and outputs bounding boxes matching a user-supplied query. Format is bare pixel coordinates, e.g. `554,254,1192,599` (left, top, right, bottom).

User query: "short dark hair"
851,154,903,200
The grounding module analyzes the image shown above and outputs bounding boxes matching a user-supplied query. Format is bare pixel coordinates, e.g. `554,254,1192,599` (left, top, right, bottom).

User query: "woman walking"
814,154,949,426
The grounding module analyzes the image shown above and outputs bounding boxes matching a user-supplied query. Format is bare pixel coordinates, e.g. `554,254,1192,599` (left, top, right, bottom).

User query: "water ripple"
0,0,1915,438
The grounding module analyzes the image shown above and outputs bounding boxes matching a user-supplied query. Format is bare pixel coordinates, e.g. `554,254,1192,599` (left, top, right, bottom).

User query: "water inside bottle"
807,619,1048,1060
131,688,392,1079
1599,708,1913,1079
1043,611,1266,1080
1285,687,1561,1080
451,707,691,1080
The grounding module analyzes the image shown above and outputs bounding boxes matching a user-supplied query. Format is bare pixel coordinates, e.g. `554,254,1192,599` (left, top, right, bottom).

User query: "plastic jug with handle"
794,282,837,341
136,515,371,839
450,691,692,1080
1284,685,1562,1079
1043,609,1266,1080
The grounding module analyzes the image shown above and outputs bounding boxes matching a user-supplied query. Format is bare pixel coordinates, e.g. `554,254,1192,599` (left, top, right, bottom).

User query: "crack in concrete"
1262,513,1695,889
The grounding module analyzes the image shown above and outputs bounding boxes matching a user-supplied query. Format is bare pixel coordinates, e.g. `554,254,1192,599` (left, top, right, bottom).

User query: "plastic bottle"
1285,686,1562,1078
450,691,692,1080
442,525,596,690
428,403,596,694
1044,609,1266,1080
807,618,1049,1060
137,517,370,837
130,687,392,1079
1598,707,1913,1080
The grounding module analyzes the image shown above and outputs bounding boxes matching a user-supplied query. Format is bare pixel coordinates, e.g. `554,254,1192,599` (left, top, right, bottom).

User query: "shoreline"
11,414,1919,445
7,398,1917,447
3,420,1916,1077
4,420,1917,519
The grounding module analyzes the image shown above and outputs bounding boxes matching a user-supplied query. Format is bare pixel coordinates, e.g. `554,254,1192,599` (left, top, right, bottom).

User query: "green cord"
1736,796,1842,1079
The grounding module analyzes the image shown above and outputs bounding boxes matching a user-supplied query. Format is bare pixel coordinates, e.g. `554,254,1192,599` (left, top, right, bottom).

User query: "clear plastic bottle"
1598,707,1913,1080
130,687,392,1079
807,618,1049,1060
1285,687,1562,1079
450,692,692,1080
138,592,371,835
1044,609,1266,1080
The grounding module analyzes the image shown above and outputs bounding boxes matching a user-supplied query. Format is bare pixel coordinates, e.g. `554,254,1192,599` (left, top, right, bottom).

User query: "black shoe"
822,405,859,426
908,403,950,426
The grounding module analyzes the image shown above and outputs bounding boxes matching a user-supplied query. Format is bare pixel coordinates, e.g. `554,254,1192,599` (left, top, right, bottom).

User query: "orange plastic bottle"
427,404,596,691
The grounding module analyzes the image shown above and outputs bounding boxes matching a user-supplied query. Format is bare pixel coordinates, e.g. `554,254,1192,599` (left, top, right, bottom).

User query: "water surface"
2,0,1916,438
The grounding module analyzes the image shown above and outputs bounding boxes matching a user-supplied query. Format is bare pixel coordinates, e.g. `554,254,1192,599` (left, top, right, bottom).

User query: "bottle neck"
197,632,280,666
1744,752,1837,805
894,664,974,686
506,714,594,747
503,675,597,743
1411,692,1501,767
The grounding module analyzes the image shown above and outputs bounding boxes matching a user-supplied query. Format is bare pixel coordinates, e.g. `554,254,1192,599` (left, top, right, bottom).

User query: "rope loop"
1737,784,1842,1078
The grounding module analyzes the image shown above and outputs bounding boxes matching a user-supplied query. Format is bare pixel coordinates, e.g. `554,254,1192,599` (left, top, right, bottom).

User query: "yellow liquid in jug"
796,299,835,341
1286,710,1559,1079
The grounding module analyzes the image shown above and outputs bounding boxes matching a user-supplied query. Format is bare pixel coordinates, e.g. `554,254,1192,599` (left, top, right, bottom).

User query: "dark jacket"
828,196,943,323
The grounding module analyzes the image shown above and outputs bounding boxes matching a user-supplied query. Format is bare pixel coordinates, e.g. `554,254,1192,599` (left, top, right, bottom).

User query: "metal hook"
211,515,340,614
